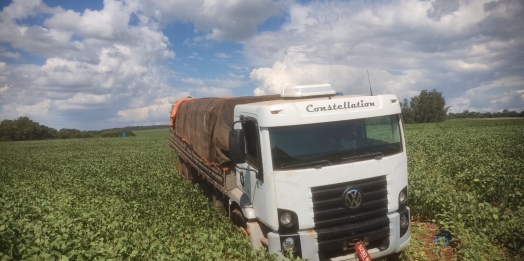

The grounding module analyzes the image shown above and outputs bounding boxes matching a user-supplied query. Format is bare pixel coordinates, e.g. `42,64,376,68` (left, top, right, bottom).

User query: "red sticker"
354,241,372,261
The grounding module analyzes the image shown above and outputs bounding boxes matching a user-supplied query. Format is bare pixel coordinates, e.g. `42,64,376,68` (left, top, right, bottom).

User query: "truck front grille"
311,175,390,253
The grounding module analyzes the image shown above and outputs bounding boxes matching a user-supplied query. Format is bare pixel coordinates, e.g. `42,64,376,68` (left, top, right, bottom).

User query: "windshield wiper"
341,152,384,163
281,159,332,169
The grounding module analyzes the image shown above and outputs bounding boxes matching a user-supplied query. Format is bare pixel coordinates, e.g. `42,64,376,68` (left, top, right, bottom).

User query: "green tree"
409,89,449,123
0,117,137,141
400,98,415,124
58,128,82,139
0,119,15,141
0,117,59,141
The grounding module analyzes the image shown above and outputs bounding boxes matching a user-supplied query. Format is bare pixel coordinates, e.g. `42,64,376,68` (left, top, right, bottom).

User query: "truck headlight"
399,186,408,206
282,237,295,251
399,190,407,204
277,209,299,233
280,212,293,227
399,208,410,237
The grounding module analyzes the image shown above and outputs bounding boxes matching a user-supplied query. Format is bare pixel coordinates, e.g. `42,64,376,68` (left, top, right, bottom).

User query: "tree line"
400,89,523,124
0,117,136,142
447,109,524,119
104,124,169,131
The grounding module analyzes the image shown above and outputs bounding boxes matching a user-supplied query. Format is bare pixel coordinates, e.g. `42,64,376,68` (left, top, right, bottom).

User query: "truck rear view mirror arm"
229,129,246,164
234,165,258,175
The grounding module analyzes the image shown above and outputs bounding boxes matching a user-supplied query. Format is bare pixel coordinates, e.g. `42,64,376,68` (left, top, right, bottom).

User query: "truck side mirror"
229,129,246,164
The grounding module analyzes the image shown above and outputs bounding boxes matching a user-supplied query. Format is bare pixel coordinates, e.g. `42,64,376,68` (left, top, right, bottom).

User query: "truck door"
235,118,262,203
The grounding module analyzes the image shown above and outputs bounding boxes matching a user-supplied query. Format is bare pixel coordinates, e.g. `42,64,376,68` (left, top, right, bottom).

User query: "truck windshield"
269,114,403,170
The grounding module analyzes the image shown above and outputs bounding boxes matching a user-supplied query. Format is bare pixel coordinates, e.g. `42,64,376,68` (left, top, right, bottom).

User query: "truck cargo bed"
170,129,234,194
170,95,281,167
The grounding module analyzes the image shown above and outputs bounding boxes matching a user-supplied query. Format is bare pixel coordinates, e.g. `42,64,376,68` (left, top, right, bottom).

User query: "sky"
0,0,522,130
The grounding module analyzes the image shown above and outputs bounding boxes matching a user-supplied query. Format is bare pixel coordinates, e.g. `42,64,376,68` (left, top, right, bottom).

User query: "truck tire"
231,208,248,236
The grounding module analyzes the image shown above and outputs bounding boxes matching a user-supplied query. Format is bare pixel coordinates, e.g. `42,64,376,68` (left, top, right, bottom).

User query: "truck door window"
242,120,259,170
365,116,401,144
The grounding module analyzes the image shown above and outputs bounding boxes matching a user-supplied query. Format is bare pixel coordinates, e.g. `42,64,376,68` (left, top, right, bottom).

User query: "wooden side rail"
170,129,233,194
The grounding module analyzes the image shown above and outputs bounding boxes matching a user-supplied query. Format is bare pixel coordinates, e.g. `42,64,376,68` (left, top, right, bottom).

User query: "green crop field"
0,132,263,261
403,120,524,260
1,120,523,261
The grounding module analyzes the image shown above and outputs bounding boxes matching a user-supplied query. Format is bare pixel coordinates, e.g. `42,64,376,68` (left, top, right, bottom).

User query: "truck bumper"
267,207,411,261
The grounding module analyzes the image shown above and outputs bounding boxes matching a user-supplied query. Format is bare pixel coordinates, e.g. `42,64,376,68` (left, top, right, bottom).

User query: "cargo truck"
169,84,410,260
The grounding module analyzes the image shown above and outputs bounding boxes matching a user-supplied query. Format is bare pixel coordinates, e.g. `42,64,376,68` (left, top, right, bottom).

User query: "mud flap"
247,221,264,250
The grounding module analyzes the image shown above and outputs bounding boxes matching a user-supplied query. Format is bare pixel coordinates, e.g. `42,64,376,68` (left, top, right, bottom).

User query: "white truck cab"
228,84,410,260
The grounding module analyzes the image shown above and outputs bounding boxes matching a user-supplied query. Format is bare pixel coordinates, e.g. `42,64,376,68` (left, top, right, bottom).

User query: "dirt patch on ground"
413,221,454,261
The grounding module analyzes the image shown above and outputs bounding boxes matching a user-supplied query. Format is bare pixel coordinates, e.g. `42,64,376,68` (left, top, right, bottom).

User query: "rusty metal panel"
225,170,236,191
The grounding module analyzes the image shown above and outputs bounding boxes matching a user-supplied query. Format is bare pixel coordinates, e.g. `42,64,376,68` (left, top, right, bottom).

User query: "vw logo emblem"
343,188,363,209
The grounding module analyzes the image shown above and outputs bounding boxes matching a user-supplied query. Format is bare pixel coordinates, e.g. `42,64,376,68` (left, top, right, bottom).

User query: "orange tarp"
170,97,194,127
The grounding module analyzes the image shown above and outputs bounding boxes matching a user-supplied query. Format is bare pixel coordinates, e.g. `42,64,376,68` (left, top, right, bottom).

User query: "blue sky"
0,0,522,130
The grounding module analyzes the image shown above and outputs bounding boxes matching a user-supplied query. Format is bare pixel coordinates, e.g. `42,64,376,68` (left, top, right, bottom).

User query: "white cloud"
0,46,20,59
247,0,524,112
1,99,51,119
0,0,180,129
215,53,230,59
54,94,112,110
142,0,287,41
194,87,233,97
181,75,246,91
207,78,244,89
1,0,522,130
182,77,205,86
116,97,178,122
282,4,316,33
0,0,60,21
229,65,249,71
44,2,129,41
449,76,524,113
250,52,420,96
188,52,203,60
0,62,6,82
2,0,264,129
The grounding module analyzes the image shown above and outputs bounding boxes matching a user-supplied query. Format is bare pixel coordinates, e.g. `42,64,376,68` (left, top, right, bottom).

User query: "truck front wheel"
231,208,248,236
